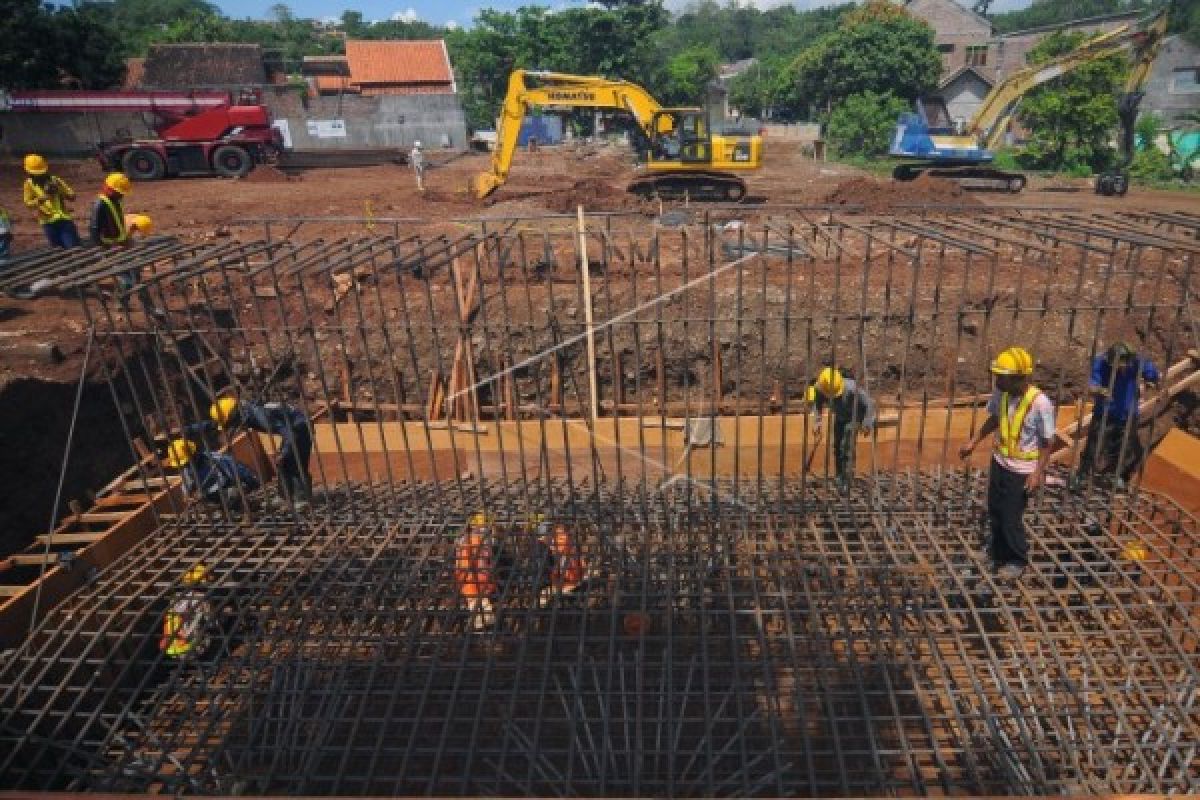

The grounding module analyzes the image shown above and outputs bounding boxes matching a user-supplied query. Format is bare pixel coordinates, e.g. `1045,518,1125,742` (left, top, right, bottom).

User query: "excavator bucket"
471,172,502,200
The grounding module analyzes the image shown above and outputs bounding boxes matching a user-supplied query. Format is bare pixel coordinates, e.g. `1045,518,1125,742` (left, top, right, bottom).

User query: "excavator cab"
637,109,760,200
647,111,715,166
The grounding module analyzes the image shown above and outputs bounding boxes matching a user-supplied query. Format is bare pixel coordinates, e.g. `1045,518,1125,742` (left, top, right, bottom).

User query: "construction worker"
206,395,313,507
164,437,261,507
160,564,215,659
1071,341,1160,491
0,204,12,260
806,366,876,493
21,154,80,248
959,347,1056,580
455,512,497,627
410,141,425,191
538,520,585,594
90,173,154,312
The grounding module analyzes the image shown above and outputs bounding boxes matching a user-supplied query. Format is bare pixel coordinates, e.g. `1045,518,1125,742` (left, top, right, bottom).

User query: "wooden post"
656,348,667,411
577,206,599,426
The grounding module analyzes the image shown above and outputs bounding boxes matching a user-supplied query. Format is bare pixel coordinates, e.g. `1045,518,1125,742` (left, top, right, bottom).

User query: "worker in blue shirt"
204,395,313,507
164,439,261,506
1071,342,1160,490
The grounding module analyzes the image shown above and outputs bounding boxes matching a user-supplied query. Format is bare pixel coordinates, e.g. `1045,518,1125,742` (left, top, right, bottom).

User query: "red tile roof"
344,39,454,90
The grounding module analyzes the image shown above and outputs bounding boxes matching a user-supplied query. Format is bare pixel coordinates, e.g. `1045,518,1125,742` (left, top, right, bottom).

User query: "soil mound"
824,174,979,210
542,178,646,214
242,165,296,183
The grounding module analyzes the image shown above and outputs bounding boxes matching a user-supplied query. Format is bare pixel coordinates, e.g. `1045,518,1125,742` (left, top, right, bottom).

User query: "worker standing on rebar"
160,564,215,660
1070,341,1160,491
410,140,426,192
207,396,314,508
0,204,12,260
806,367,876,494
537,518,585,595
21,154,80,248
456,512,497,628
164,437,261,507
959,347,1055,581
90,173,155,313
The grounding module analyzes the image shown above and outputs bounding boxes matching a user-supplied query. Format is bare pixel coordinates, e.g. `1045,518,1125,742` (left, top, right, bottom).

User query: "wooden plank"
0,587,26,598
35,532,108,546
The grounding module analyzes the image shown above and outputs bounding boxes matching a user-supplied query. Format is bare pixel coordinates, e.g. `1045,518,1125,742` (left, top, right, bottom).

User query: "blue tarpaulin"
517,115,563,146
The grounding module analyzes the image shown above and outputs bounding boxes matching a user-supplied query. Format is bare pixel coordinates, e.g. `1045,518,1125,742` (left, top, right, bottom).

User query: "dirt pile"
824,174,979,210
542,178,648,215
242,165,297,183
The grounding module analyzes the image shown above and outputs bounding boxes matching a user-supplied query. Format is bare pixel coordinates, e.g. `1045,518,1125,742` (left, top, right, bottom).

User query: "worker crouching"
959,347,1056,581
164,438,261,508
207,395,314,509
160,564,215,660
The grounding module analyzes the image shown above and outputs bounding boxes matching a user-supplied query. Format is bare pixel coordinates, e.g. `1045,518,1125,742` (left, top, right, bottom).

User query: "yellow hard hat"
990,346,1034,376
209,396,238,428
468,511,491,527
164,438,196,468
815,367,845,398
23,154,48,176
1121,542,1148,562
125,213,153,235
105,172,132,194
182,564,210,585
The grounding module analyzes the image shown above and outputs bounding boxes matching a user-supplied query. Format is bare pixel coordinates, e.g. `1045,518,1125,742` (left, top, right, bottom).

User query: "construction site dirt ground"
0,140,1198,560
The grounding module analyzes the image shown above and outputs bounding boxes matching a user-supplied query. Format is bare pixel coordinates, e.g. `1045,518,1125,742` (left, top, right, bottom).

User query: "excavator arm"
970,10,1168,151
473,70,668,199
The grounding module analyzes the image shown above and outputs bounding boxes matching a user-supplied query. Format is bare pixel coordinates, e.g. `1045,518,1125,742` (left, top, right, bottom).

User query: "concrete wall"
265,89,467,151
1142,35,1200,125
0,112,155,157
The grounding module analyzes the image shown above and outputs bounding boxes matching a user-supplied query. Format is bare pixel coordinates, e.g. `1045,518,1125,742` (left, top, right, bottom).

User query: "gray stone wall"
266,90,467,151
1142,35,1200,125
0,112,155,157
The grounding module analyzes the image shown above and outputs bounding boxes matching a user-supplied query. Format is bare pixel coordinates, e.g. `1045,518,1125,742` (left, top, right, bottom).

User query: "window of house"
937,43,955,54
966,45,988,67
1171,68,1200,94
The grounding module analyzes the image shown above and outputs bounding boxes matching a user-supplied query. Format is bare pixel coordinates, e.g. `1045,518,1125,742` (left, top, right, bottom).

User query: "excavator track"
627,170,747,202
893,163,1027,194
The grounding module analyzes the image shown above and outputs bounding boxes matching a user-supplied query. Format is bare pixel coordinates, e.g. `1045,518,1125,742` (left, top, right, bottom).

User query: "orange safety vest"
544,524,584,591
160,611,192,657
455,530,496,598
997,385,1043,461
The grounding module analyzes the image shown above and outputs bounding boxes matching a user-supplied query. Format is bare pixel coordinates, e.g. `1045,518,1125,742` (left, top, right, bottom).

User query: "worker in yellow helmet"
959,346,1056,581
201,394,313,508
160,563,215,659
805,366,876,494
162,436,261,507
90,173,159,315
21,154,80,248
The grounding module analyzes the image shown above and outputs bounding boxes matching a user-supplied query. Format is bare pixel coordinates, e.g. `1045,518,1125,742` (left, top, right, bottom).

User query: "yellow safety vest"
23,177,73,224
98,196,129,245
997,385,1042,460
160,611,192,657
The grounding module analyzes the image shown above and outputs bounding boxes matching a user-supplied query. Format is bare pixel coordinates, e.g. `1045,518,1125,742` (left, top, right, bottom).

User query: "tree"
825,90,910,156
990,1,1154,35
1018,30,1128,171
728,57,787,119
784,1,940,116
660,45,720,105
0,0,125,89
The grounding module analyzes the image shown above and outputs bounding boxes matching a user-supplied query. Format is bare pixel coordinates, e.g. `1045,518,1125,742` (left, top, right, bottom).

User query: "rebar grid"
1,207,1197,795
1,477,1198,794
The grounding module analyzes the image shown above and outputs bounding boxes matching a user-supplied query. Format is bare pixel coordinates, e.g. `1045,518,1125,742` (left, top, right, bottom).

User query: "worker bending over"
959,347,1056,581
1071,341,1159,491
164,438,261,507
160,564,215,660
807,366,876,493
22,154,80,248
207,396,314,508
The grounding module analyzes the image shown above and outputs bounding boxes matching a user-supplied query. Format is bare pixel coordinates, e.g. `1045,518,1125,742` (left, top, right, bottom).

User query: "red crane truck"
3,89,283,180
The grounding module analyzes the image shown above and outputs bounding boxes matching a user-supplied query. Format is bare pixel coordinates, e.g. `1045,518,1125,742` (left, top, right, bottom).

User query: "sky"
211,0,1037,29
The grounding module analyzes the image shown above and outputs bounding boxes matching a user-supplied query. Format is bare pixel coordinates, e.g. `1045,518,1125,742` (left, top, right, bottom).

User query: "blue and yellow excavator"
889,10,1168,194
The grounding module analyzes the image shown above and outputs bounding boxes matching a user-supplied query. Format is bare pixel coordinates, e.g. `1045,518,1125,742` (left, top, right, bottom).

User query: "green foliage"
727,56,790,119
1135,112,1162,148
784,2,941,117
826,91,910,157
654,1,852,61
989,1,1155,35
661,45,721,105
991,149,1021,170
1017,30,1128,171
1129,144,1174,181
0,0,125,89
1168,0,1200,46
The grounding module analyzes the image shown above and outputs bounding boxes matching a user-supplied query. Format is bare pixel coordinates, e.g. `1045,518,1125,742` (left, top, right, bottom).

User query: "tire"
212,145,253,178
1006,176,1026,194
122,148,165,181
1113,174,1129,196
724,182,746,202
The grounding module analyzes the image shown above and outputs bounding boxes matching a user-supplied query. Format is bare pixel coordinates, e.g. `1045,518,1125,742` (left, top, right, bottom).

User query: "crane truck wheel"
212,145,253,178
122,148,165,181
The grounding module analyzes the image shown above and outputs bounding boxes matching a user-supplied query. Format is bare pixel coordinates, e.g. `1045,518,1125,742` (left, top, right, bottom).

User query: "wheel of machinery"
122,148,165,181
1113,174,1129,196
1006,176,1026,194
724,182,746,202
212,145,253,178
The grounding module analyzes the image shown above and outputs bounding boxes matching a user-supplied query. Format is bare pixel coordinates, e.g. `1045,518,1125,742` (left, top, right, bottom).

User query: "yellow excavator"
890,10,1169,194
471,70,764,202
